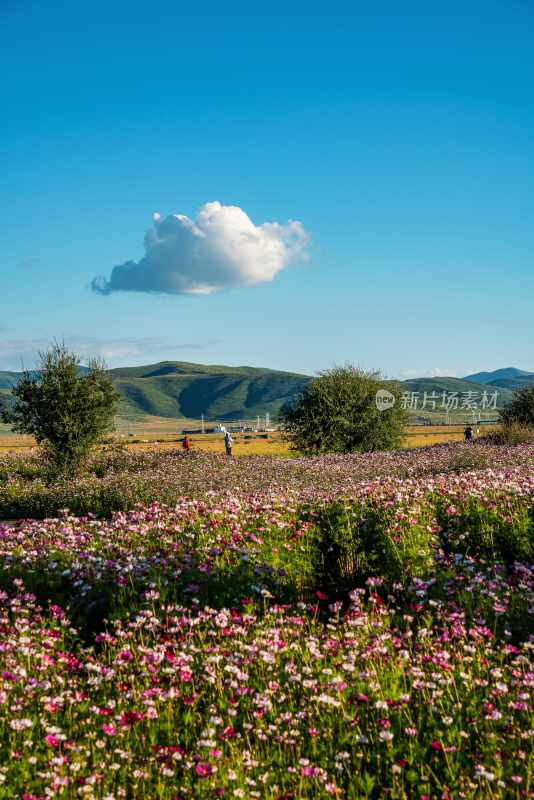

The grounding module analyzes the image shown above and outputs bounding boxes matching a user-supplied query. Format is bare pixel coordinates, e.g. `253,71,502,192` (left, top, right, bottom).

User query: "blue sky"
1,0,533,377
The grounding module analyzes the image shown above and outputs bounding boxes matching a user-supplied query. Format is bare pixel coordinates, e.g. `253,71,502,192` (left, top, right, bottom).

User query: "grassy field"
0,417,499,454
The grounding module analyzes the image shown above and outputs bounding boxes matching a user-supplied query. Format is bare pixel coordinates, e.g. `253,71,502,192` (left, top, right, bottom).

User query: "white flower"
379,731,394,743
9,719,32,731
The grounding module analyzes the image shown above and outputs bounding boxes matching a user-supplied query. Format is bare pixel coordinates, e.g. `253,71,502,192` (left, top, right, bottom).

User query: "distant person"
182,434,191,452
464,425,473,442
224,430,233,457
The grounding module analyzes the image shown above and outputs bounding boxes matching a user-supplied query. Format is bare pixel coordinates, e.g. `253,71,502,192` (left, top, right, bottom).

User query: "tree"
0,392,14,420
1,343,120,471
500,386,534,428
280,365,407,454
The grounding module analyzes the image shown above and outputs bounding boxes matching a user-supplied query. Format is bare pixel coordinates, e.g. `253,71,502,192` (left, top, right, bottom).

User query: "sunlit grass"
1,421,501,455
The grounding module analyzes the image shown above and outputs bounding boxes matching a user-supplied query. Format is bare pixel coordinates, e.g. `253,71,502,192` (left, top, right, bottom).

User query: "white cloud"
398,367,459,379
92,201,310,296
0,337,215,371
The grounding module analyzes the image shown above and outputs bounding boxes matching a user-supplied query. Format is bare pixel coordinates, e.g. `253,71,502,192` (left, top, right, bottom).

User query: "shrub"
312,500,436,593
500,385,534,427
436,497,534,565
89,442,133,478
484,422,534,446
448,446,490,472
280,365,407,454
2,343,119,473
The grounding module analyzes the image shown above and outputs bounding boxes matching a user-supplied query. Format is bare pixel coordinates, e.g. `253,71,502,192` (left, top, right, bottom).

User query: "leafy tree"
500,386,534,428
0,393,14,420
280,365,407,454
1,343,120,472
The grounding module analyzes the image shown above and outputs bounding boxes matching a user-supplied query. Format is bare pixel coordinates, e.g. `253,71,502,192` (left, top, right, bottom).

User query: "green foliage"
487,421,534,445
280,366,407,454
311,500,436,592
436,497,534,565
89,442,134,477
449,446,490,472
0,390,14,419
2,343,119,472
500,385,534,427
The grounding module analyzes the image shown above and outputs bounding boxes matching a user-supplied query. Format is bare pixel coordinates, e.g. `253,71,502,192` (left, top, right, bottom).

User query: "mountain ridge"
0,361,530,421
463,367,534,385
0,361,311,421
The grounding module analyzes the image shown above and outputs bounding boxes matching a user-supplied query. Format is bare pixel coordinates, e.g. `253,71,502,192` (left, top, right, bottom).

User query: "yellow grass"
131,435,292,457
403,424,498,448
0,420,500,455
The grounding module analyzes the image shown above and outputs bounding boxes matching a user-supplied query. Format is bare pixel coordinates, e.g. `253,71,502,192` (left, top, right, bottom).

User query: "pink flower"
117,649,134,663
119,711,144,727
102,724,117,736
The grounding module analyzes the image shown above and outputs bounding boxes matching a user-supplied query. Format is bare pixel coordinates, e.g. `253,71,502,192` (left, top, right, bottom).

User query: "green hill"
109,362,311,420
0,361,311,422
402,376,514,404
463,367,534,385
399,377,513,420
0,372,24,390
490,378,534,391
0,362,523,425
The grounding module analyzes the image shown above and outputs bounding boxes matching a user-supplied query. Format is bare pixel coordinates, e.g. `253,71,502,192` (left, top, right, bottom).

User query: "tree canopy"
280,366,407,454
2,343,120,471
500,386,534,428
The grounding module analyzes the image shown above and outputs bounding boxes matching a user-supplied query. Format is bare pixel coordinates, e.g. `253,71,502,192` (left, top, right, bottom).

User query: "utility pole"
201,413,205,434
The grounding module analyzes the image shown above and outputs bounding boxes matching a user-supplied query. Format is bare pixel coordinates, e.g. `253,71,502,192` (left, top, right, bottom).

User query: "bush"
280,366,407,454
2,343,119,473
484,422,534,446
436,497,534,565
89,442,133,477
500,385,534,427
311,500,436,593
448,446,490,472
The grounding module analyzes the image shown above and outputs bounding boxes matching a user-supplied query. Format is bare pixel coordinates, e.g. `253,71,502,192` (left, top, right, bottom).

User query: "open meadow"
0,418,500,457
0,440,532,798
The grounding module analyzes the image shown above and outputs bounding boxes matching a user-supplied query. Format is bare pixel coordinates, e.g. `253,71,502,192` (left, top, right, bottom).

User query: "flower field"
1,441,533,520
0,444,532,798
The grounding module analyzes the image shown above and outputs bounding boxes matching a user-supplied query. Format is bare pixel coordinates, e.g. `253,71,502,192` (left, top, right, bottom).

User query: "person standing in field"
224,430,233,457
464,424,473,442
182,433,191,452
